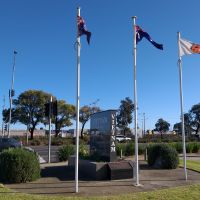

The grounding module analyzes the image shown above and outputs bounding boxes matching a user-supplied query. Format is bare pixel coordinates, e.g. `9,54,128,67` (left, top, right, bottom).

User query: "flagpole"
177,31,187,181
75,6,81,193
2,96,5,136
48,96,52,163
132,16,139,186
8,51,17,138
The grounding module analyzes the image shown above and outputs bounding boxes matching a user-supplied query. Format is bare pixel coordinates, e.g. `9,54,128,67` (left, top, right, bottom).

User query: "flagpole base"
133,183,143,187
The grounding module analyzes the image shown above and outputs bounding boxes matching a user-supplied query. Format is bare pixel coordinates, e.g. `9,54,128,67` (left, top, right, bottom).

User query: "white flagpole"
75,6,81,193
8,51,17,138
48,96,52,163
132,16,139,186
177,32,187,181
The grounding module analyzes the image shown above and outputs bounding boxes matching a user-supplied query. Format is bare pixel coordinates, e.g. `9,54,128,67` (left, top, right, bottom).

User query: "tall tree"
155,118,170,135
189,103,200,135
3,90,53,139
173,113,192,136
79,105,101,139
53,100,75,137
116,97,134,135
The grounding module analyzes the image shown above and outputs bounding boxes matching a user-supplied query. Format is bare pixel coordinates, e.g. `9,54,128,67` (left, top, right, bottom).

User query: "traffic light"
9,89,15,97
52,101,57,116
11,89,15,97
44,101,57,118
44,103,50,117
4,124,7,131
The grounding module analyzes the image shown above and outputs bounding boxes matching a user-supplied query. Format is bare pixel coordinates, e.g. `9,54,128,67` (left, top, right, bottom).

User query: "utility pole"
141,118,144,136
26,113,30,146
8,51,17,138
2,96,5,136
143,113,146,135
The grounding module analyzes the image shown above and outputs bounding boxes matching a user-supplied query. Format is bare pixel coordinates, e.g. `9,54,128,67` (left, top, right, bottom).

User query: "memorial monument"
90,110,117,162
69,110,134,180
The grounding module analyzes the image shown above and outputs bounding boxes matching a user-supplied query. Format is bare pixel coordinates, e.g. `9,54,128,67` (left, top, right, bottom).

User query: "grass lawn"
179,160,200,172
1,183,200,200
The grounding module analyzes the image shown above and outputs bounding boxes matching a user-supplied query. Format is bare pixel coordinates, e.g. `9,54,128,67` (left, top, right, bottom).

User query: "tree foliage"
173,113,192,136
189,103,200,135
116,97,134,135
79,105,101,138
3,90,53,139
173,103,200,136
155,118,170,133
53,100,75,137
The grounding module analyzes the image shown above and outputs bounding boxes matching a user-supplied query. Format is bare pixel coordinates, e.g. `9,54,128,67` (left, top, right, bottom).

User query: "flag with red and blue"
77,16,91,44
136,25,163,50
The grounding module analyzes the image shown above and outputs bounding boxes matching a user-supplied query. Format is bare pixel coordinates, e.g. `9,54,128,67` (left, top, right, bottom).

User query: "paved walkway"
5,160,200,197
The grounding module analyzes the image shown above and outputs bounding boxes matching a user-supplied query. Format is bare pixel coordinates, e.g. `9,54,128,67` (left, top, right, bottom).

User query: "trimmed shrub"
169,142,183,153
0,148,40,183
30,138,41,146
186,143,193,153
186,142,200,153
147,144,179,169
79,144,89,159
51,137,64,146
58,145,74,161
125,142,134,156
116,143,147,157
138,143,146,155
116,143,126,157
191,142,200,153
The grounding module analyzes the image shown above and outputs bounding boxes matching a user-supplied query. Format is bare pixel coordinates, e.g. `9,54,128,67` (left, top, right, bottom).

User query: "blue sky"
1,0,200,131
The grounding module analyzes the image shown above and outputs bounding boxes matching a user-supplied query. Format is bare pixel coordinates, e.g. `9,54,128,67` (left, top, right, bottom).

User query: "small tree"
53,100,75,137
79,106,101,139
173,113,192,136
3,90,53,139
189,103,200,135
155,118,170,138
116,97,134,135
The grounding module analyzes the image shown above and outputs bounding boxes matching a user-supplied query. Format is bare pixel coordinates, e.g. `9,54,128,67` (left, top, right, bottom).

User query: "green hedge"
169,142,200,153
147,144,179,169
116,142,147,156
0,148,40,183
58,144,74,161
186,142,200,153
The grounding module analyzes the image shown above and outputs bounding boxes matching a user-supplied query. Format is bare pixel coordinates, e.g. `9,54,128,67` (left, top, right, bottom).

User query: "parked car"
0,137,22,151
116,135,132,143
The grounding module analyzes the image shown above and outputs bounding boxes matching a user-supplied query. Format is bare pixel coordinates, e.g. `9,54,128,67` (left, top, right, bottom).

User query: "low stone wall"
68,155,135,180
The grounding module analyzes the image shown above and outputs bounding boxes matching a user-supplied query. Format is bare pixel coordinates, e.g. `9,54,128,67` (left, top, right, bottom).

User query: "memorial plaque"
90,110,117,162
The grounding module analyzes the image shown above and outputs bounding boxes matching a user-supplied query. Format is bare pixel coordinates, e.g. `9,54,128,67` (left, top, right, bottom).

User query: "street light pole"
8,51,17,138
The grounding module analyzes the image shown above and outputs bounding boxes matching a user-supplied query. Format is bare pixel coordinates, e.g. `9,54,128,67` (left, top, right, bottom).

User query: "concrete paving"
5,160,200,197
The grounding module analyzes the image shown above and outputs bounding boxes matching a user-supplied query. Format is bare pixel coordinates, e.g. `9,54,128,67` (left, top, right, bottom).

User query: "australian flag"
136,26,163,50
77,16,91,45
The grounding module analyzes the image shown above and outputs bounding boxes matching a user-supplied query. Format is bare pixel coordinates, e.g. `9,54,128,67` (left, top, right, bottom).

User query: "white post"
177,32,187,181
143,113,146,135
132,16,139,186
75,6,81,193
2,96,5,136
8,51,17,138
26,113,30,146
48,96,52,163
